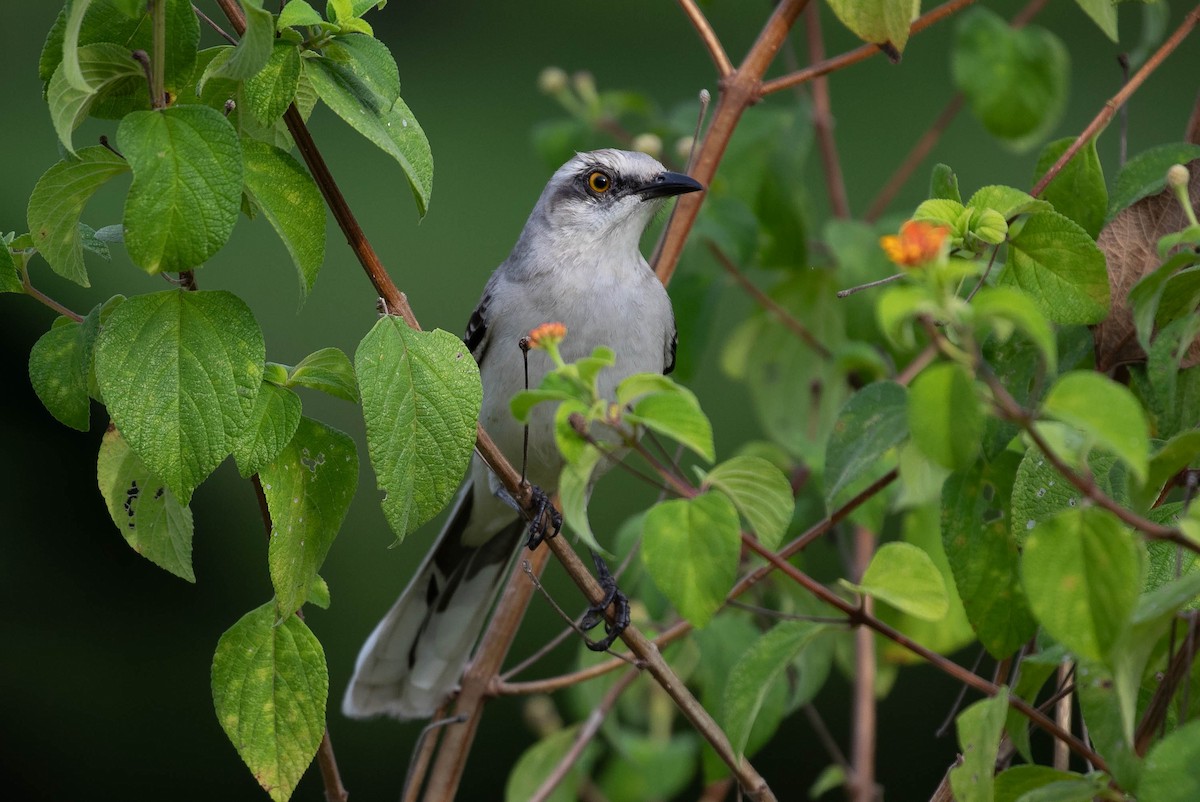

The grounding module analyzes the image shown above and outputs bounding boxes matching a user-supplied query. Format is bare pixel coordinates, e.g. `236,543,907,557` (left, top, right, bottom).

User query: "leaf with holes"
97,427,194,581
263,417,358,616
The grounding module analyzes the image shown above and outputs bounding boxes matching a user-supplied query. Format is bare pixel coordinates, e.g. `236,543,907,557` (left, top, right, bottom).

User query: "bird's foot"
523,483,562,551
579,550,631,651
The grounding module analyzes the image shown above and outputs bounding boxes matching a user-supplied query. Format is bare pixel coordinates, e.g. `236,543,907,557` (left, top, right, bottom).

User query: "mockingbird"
343,148,703,719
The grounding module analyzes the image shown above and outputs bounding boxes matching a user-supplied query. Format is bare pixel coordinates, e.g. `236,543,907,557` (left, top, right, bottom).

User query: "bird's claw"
523,483,563,551
580,551,630,651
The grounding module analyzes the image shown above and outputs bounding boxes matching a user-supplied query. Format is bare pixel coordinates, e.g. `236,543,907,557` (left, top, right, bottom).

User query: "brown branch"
738,534,1109,773
707,240,832,359
315,729,349,802
804,2,850,219
848,526,877,802
1134,612,1200,755
677,0,733,77
528,668,641,802
759,0,976,97
1030,6,1200,198
654,0,811,286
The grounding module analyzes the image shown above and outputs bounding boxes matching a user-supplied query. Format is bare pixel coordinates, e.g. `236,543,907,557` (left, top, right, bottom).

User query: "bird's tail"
342,482,523,719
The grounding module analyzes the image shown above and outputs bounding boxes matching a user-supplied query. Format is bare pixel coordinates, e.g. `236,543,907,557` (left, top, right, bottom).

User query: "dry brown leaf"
1093,158,1200,371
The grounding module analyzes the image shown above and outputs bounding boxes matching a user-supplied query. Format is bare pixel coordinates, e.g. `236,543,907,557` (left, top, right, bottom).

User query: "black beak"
637,171,704,200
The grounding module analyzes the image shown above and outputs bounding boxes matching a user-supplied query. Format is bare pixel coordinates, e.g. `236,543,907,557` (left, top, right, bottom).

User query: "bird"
343,148,703,720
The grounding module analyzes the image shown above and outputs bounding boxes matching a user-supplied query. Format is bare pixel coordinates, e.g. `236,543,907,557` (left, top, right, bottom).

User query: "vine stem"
848,525,877,802
149,0,166,109
804,2,850,220
1030,5,1200,198
676,0,733,77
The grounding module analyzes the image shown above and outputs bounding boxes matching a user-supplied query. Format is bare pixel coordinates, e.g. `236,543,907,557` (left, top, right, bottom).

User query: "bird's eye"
587,170,611,193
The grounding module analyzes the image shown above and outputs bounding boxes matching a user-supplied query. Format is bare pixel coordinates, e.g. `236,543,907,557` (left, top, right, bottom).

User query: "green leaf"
823,381,908,510
243,42,302,125
241,139,326,300
952,7,1068,152
994,766,1086,802
722,621,826,758
505,726,599,802
94,290,265,502
1108,143,1200,220
1002,650,1064,762
615,372,692,406
27,145,130,287
0,239,22,294
966,185,1053,220
971,286,1057,373
1033,137,1107,238
1010,450,1124,547
908,362,982,470
847,542,948,621
559,445,606,554
118,105,243,273
998,211,1109,324
83,295,125,402
948,692,1008,802
307,575,331,609
285,347,358,402
826,0,917,53
307,36,433,216
355,318,480,540
930,163,962,203
263,417,358,616
1042,370,1149,482
212,602,327,802
627,391,714,462
1139,430,1200,511
1021,508,1142,661
698,455,794,550
97,427,194,582
1138,719,1200,802
942,453,1038,657
233,382,302,478
641,492,740,628
208,0,273,80
1073,0,1118,42
47,42,143,153
61,0,97,93
29,316,91,431
597,733,698,802
278,0,324,29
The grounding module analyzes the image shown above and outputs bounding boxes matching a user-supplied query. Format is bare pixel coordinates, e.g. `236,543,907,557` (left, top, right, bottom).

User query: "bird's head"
534,149,704,248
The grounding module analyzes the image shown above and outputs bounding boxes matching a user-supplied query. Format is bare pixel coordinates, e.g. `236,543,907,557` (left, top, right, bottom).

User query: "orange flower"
526,322,567,350
880,220,950,268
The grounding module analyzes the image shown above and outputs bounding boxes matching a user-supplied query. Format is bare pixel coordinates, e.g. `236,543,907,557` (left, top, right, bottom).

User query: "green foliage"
29,315,92,431
698,455,794,549
355,317,481,540
212,602,328,802
952,7,1068,151
949,692,1008,802
846,541,948,621
907,362,982,470
826,0,918,52
1033,137,1107,238
823,381,907,509
998,211,1109,324
263,417,358,616
95,290,265,503
505,726,599,802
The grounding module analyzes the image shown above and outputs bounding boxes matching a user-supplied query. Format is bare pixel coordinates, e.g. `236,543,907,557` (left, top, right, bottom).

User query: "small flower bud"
537,66,568,95
880,220,951,268
1167,163,1190,190
572,71,598,103
631,133,663,159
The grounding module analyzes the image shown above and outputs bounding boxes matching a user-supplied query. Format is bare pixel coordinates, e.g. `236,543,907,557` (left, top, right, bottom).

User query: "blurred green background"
2,1,1198,799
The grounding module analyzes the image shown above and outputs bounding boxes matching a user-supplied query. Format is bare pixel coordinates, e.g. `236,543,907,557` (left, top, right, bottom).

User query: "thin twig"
1030,7,1200,198
804,704,853,776
804,2,850,219
149,0,166,108
314,729,349,802
707,240,833,359
836,273,904,298
759,0,976,96
848,526,877,802
1053,662,1073,771
528,668,641,802
21,275,83,322
193,4,238,45
677,0,733,77
401,713,465,802
1134,613,1200,755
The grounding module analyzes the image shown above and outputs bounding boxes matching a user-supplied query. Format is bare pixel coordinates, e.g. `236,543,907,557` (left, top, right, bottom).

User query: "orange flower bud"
880,220,950,268
527,322,567,350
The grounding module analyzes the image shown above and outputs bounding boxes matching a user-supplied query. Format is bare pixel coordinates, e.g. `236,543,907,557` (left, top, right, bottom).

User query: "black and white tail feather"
342,149,701,720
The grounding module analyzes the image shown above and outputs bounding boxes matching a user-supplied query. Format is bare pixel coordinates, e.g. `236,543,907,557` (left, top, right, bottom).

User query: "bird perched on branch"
343,148,703,719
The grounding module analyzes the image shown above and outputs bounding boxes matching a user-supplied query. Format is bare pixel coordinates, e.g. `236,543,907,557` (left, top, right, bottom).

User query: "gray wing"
463,290,492,367
664,322,677,375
